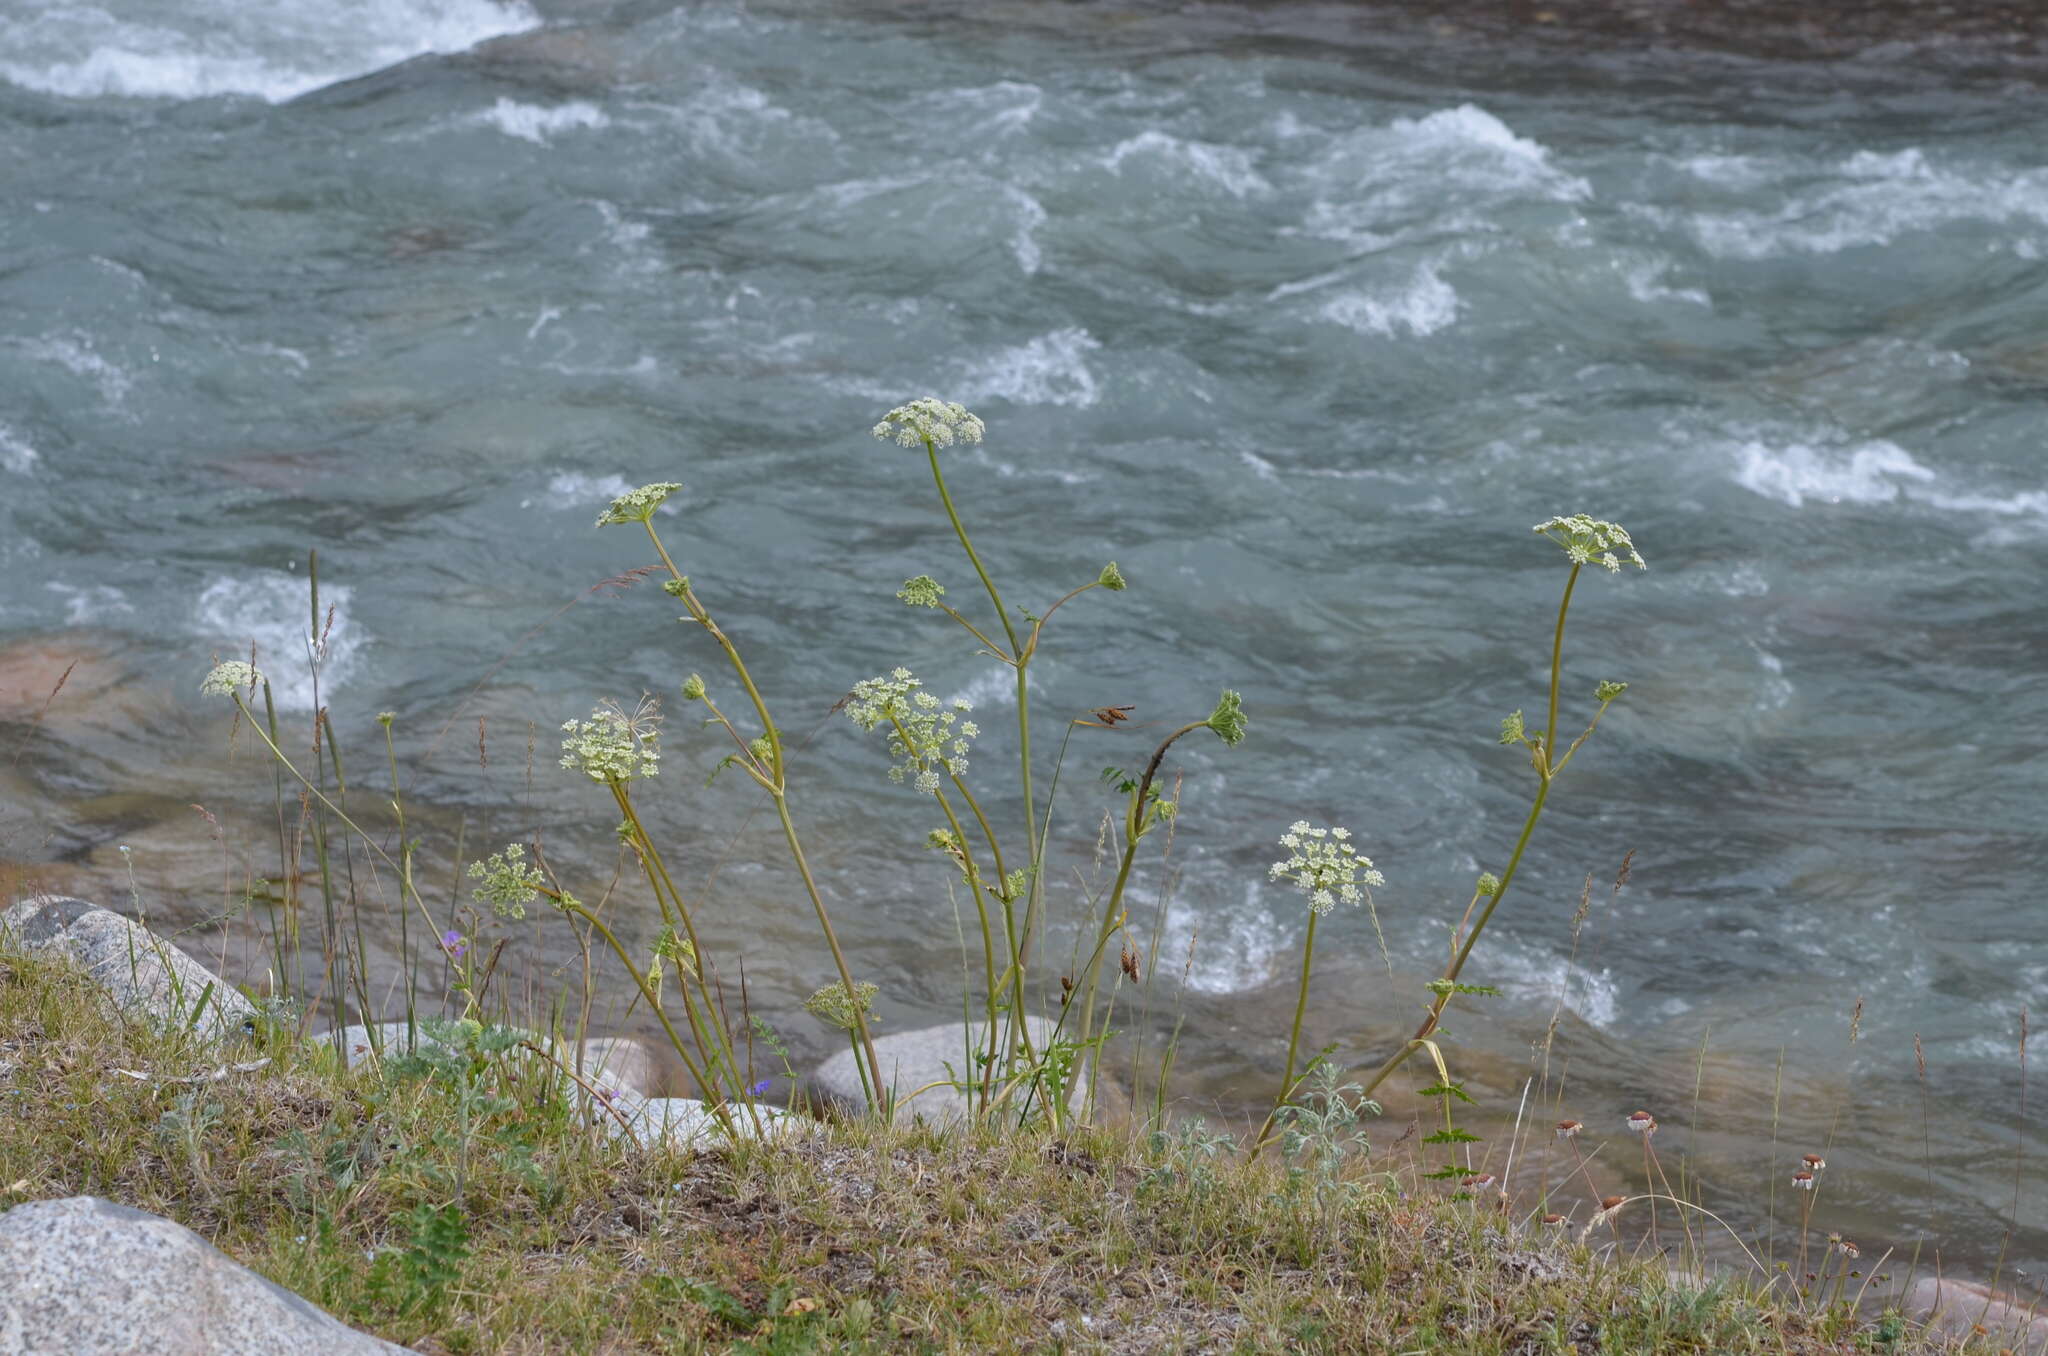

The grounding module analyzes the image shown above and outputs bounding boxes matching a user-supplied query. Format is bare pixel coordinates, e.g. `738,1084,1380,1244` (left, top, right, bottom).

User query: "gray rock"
1902,1274,2048,1346
0,896,256,1044
0,1196,412,1355
588,1092,801,1150
811,1015,1095,1126
575,1035,660,1098
310,1021,462,1069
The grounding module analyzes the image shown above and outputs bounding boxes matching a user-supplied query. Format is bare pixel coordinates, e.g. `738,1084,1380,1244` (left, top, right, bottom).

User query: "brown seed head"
1626,1110,1656,1133
1555,1119,1583,1139
1802,1153,1827,1171
1792,1171,1815,1190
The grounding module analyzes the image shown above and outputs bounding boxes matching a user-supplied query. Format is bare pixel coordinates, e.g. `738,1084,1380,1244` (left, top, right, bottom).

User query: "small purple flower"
441,929,467,959
748,1079,772,1097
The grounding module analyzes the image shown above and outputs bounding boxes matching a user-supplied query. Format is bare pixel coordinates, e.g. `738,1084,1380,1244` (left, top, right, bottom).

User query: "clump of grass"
0,943,1990,1354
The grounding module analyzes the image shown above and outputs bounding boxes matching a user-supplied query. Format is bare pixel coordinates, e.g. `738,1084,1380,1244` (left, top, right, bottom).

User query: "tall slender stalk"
1354,545,1634,1105
635,514,887,1111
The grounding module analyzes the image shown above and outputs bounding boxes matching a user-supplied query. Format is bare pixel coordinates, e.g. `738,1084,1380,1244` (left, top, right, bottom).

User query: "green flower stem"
923,442,1043,1062
556,896,740,1139
611,783,740,1089
1252,909,1321,1155
923,442,1020,657
260,682,301,1005
1018,580,1101,665
641,521,886,1114
928,784,1001,1108
1356,564,1582,1104
1073,720,1203,1084
946,773,1039,1067
693,692,774,789
1543,563,1581,774
935,602,1010,663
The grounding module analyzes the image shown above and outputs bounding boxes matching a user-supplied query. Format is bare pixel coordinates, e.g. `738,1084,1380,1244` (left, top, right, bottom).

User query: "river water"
2,0,2044,1278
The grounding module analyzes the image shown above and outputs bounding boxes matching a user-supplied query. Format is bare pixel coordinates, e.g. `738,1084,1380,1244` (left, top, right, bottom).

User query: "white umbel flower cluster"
1269,821,1385,916
843,667,977,794
871,398,985,451
559,696,662,783
1532,514,1645,572
199,661,262,698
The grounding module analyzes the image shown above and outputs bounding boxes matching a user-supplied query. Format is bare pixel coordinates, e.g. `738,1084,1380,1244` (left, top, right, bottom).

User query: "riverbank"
1327,0,2045,61
4,897,2037,1354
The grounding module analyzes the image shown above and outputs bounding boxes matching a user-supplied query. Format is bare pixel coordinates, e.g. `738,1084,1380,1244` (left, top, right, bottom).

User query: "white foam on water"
1676,153,1769,188
476,98,609,144
1300,104,1589,246
195,573,362,710
46,582,134,626
1753,646,1793,711
0,0,539,102
1492,945,1620,1029
1320,263,1460,338
1682,147,2048,258
920,81,1042,143
1002,187,1048,276
245,342,311,372
0,424,39,474
1239,450,1280,482
943,666,1018,713
1730,438,1936,508
1389,104,1569,174
1622,261,1710,308
1725,434,2048,535
545,472,635,503
1162,885,1284,995
952,329,1101,408
23,334,131,404
1102,129,1270,199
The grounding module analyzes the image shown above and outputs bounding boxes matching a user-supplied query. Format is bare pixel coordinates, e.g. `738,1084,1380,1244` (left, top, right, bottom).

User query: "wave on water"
1103,130,1270,200
22,335,131,406
1729,436,2048,531
1678,147,2048,258
1165,884,1285,995
1319,262,1461,338
1732,438,1936,508
195,573,362,710
46,582,134,627
541,472,636,508
0,0,539,102
950,329,1102,408
1302,103,1590,246
0,425,39,475
477,98,609,144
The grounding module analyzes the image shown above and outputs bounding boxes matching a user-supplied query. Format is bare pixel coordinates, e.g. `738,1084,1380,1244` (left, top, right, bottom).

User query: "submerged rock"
0,1196,412,1355
0,895,256,1044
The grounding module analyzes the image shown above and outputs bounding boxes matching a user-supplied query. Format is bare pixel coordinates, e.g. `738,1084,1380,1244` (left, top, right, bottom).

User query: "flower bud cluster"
872,398,984,450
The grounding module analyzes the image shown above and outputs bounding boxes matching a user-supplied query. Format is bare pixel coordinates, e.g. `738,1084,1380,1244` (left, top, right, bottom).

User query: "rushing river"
3,0,2045,1279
